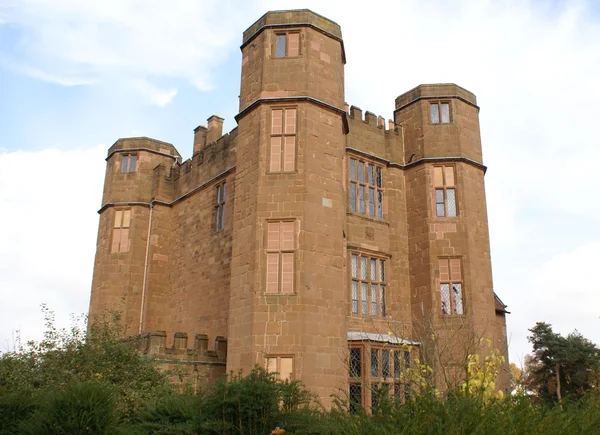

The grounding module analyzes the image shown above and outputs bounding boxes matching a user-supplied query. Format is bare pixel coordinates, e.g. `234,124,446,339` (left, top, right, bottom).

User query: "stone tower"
228,10,349,404
88,9,508,409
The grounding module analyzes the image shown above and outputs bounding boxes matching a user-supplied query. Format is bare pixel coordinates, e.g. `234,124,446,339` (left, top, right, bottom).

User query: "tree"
525,322,600,402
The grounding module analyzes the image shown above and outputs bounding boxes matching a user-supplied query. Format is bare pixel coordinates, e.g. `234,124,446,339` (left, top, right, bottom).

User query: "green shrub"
19,381,118,435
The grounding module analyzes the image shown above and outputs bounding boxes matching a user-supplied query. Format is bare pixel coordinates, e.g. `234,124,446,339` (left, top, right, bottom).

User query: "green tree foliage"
525,322,600,402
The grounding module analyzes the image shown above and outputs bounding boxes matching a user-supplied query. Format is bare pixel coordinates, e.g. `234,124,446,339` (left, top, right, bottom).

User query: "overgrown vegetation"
1,311,600,434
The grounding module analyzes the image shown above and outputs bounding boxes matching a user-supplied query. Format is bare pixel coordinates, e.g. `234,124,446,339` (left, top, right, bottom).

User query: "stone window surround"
438,257,465,316
349,251,387,318
264,219,297,294
265,354,294,381
268,106,298,173
432,164,458,218
121,153,137,173
272,30,301,58
347,339,414,412
429,100,452,124
348,155,384,219
215,181,226,232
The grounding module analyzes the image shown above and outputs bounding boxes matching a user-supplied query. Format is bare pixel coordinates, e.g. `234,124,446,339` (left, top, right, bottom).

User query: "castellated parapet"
89,9,509,408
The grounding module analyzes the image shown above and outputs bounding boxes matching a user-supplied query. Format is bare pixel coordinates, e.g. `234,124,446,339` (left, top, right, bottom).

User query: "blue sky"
1,0,599,367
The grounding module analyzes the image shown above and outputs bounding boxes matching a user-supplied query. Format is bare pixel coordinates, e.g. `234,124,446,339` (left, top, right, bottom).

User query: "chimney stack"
193,125,207,155
206,115,224,145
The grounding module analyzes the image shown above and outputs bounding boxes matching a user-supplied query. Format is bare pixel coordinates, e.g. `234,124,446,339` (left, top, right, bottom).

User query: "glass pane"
222,182,226,201
371,383,379,411
215,206,220,231
441,103,450,123
447,189,457,217
351,255,358,278
370,259,377,281
371,284,377,315
361,283,368,314
453,283,463,314
368,165,374,185
368,188,375,217
216,185,221,203
280,357,293,381
377,190,383,219
436,203,445,217
351,280,358,313
360,257,367,279
435,188,444,204
275,34,286,57
393,351,400,378
350,348,362,377
350,182,357,212
221,203,226,229
121,210,131,228
380,285,386,317
380,260,385,282
404,351,411,369
440,283,451,314
376,167,382,187
382,350,390,378
371,349,379,378
359,186,365,214
349,159,356,180
129,155,137,172
121,156,128,173
430,103,440,124
358,161,364,182
394,383,401,401
349,384,362,414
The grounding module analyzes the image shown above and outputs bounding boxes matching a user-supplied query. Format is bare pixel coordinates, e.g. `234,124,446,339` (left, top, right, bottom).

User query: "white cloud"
131,79,177,107
0,146,106,351
1,0,252,104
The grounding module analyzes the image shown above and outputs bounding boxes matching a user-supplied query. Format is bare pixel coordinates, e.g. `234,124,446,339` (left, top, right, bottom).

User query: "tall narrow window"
349,158,383,218
121,154,137,173
215,182,226,231
266,221,295,294
266,356,293,381
439,258,464,315
350,254,386,317
433,166,457,217
274,32,300,58
270,108,296,172
111,209,131,253
430,102,450,124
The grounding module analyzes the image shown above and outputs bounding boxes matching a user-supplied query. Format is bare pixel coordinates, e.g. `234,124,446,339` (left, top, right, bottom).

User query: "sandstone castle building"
89,9,509,409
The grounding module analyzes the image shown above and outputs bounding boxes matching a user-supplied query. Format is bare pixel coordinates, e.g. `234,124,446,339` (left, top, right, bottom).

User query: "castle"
89,9,509,409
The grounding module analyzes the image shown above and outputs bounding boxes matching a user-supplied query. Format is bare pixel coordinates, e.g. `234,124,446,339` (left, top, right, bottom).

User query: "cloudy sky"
1,0,599,365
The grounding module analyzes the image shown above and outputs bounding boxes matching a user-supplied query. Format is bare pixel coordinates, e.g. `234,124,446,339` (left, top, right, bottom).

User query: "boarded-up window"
266,221,295,293
266,356,293,381
439,258,464,315
111,209,131,253
270,108,297,172
433,166,457,217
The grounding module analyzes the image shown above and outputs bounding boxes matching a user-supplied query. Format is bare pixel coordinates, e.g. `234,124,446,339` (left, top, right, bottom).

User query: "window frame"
439,257,464,315
111,208,131,253
273,31,301,58
348,157,384,219
121,154,137,173
348,343,413,412
215,181,226,232
269,107,297,173
433,165,457,217
430,101,451,124
265,220,296,294
265,355,294,381
350,253,387,317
